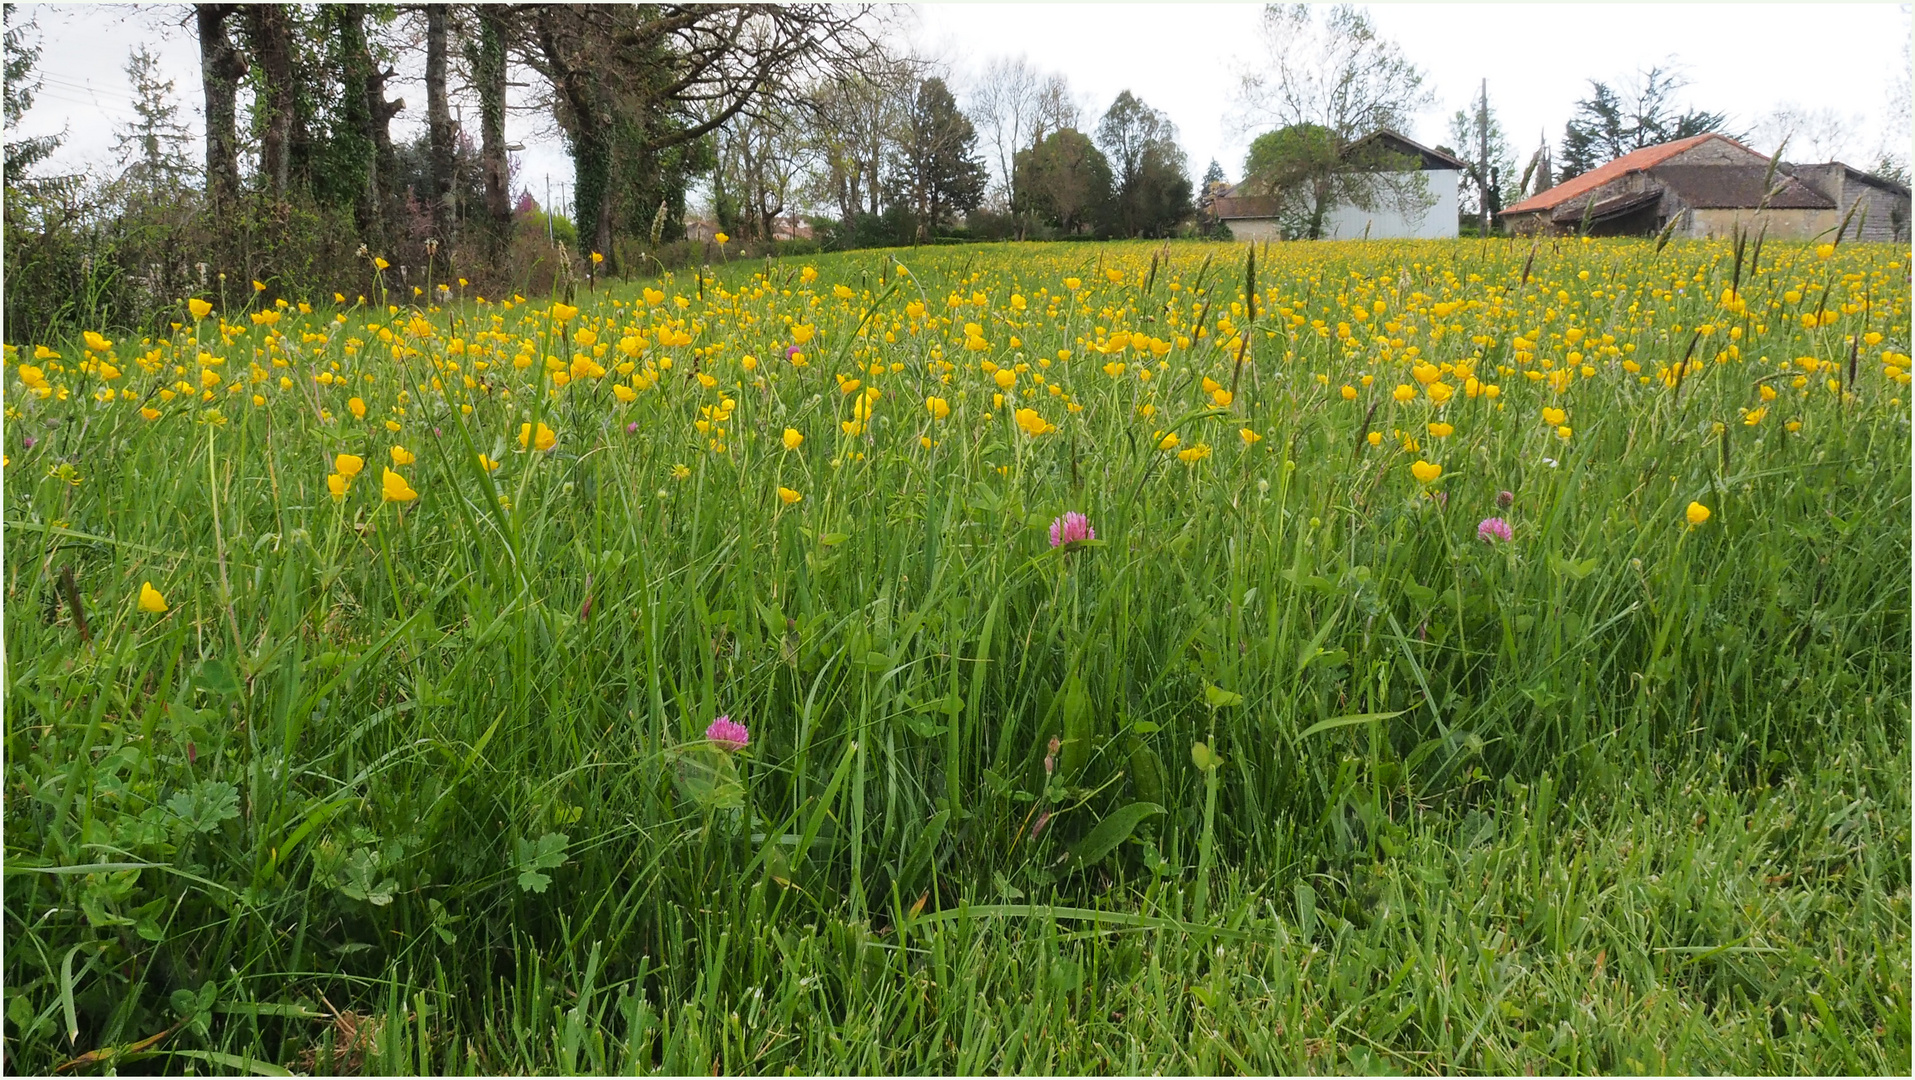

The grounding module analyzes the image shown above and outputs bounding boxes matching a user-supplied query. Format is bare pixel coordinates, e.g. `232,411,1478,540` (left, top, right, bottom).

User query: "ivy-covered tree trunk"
328,5,379,243
243,4,297,199
533,7,612,260
574,126,614,260
426,4,454,239
196,3,246,209
473,7,512,255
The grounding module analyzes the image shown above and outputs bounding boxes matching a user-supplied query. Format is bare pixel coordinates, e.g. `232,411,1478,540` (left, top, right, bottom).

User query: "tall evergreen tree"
889,77,986,242
1558,67,1733,180
114,46,195,191
3,4,61,189
1094,90,1192,237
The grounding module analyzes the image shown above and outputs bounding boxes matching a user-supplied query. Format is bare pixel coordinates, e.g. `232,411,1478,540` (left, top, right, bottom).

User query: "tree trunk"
243,4,296,199
474,8,512,254
534,9,612,258
367,61,403,231
329,5,379,240
196,4,246,208
426,4,454,238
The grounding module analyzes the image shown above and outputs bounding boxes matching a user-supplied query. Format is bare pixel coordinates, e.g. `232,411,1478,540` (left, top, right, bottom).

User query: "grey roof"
1648,165,1836,210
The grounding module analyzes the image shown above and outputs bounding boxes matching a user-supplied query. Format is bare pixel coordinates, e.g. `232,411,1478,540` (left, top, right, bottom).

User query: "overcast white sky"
10,2,1911,218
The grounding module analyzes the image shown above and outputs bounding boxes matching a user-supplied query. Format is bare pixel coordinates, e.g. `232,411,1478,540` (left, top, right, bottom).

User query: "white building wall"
1320,169,1459,239
1222,170,1461,241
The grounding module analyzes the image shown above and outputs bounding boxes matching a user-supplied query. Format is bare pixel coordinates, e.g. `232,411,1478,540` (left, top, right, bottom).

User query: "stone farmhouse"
1210,130,1465,241
1498,133,1909,242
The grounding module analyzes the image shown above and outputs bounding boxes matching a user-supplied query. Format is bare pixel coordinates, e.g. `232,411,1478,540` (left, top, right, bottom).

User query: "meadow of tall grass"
4,237,1909,1074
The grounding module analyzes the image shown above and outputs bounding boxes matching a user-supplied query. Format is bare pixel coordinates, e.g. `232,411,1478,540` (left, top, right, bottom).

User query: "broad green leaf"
1203,684,1243,709
1190,741,1221,771
194,659,240,696
1068,802,1164,868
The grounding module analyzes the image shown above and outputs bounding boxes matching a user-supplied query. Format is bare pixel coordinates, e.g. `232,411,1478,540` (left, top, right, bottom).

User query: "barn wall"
1845,185,1912,243
1685,208,1839,240
1502,210,1554,235
1222,218,1287,243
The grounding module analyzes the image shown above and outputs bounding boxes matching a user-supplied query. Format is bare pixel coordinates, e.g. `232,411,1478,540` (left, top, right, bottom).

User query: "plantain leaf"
1067,802,1164,868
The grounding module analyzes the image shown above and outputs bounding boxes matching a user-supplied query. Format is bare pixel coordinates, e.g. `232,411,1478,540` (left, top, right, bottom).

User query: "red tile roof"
1502,134,1737,216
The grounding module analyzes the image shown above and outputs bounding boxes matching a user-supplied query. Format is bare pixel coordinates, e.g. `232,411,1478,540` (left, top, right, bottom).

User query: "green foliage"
512,833,570,894
1095,91,1194,238
1014,129,1114,235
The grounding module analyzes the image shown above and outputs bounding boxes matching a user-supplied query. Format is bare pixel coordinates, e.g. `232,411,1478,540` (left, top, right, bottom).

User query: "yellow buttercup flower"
1410,460,1442,483
1686,501,1711,526
138,581,168,613
327,473,350,500
1239,427,1262,445
1014,408,1056,437
783,428,804,450
335,453,365,478
348,397,367,419
187,297,213,319
390,445,415,466
714,232,729,245
778,486,802,504
381,467,418,502
519,422,557,452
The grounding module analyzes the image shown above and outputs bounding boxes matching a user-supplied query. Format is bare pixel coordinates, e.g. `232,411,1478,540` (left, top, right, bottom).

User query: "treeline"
3,4,887,343
1,4,1212,345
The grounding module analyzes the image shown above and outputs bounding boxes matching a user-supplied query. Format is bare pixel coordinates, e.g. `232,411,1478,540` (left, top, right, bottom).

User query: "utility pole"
1478,79,1492,237
546,173,554,246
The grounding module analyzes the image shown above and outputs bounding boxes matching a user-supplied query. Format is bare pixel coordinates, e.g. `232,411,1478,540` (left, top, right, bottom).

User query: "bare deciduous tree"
1230,4,1434,239
516,4,882,262
1231,3,1429,144
969,54,1037,209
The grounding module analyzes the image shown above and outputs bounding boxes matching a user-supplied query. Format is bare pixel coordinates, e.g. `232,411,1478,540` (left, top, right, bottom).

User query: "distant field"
5,238,1908,1074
